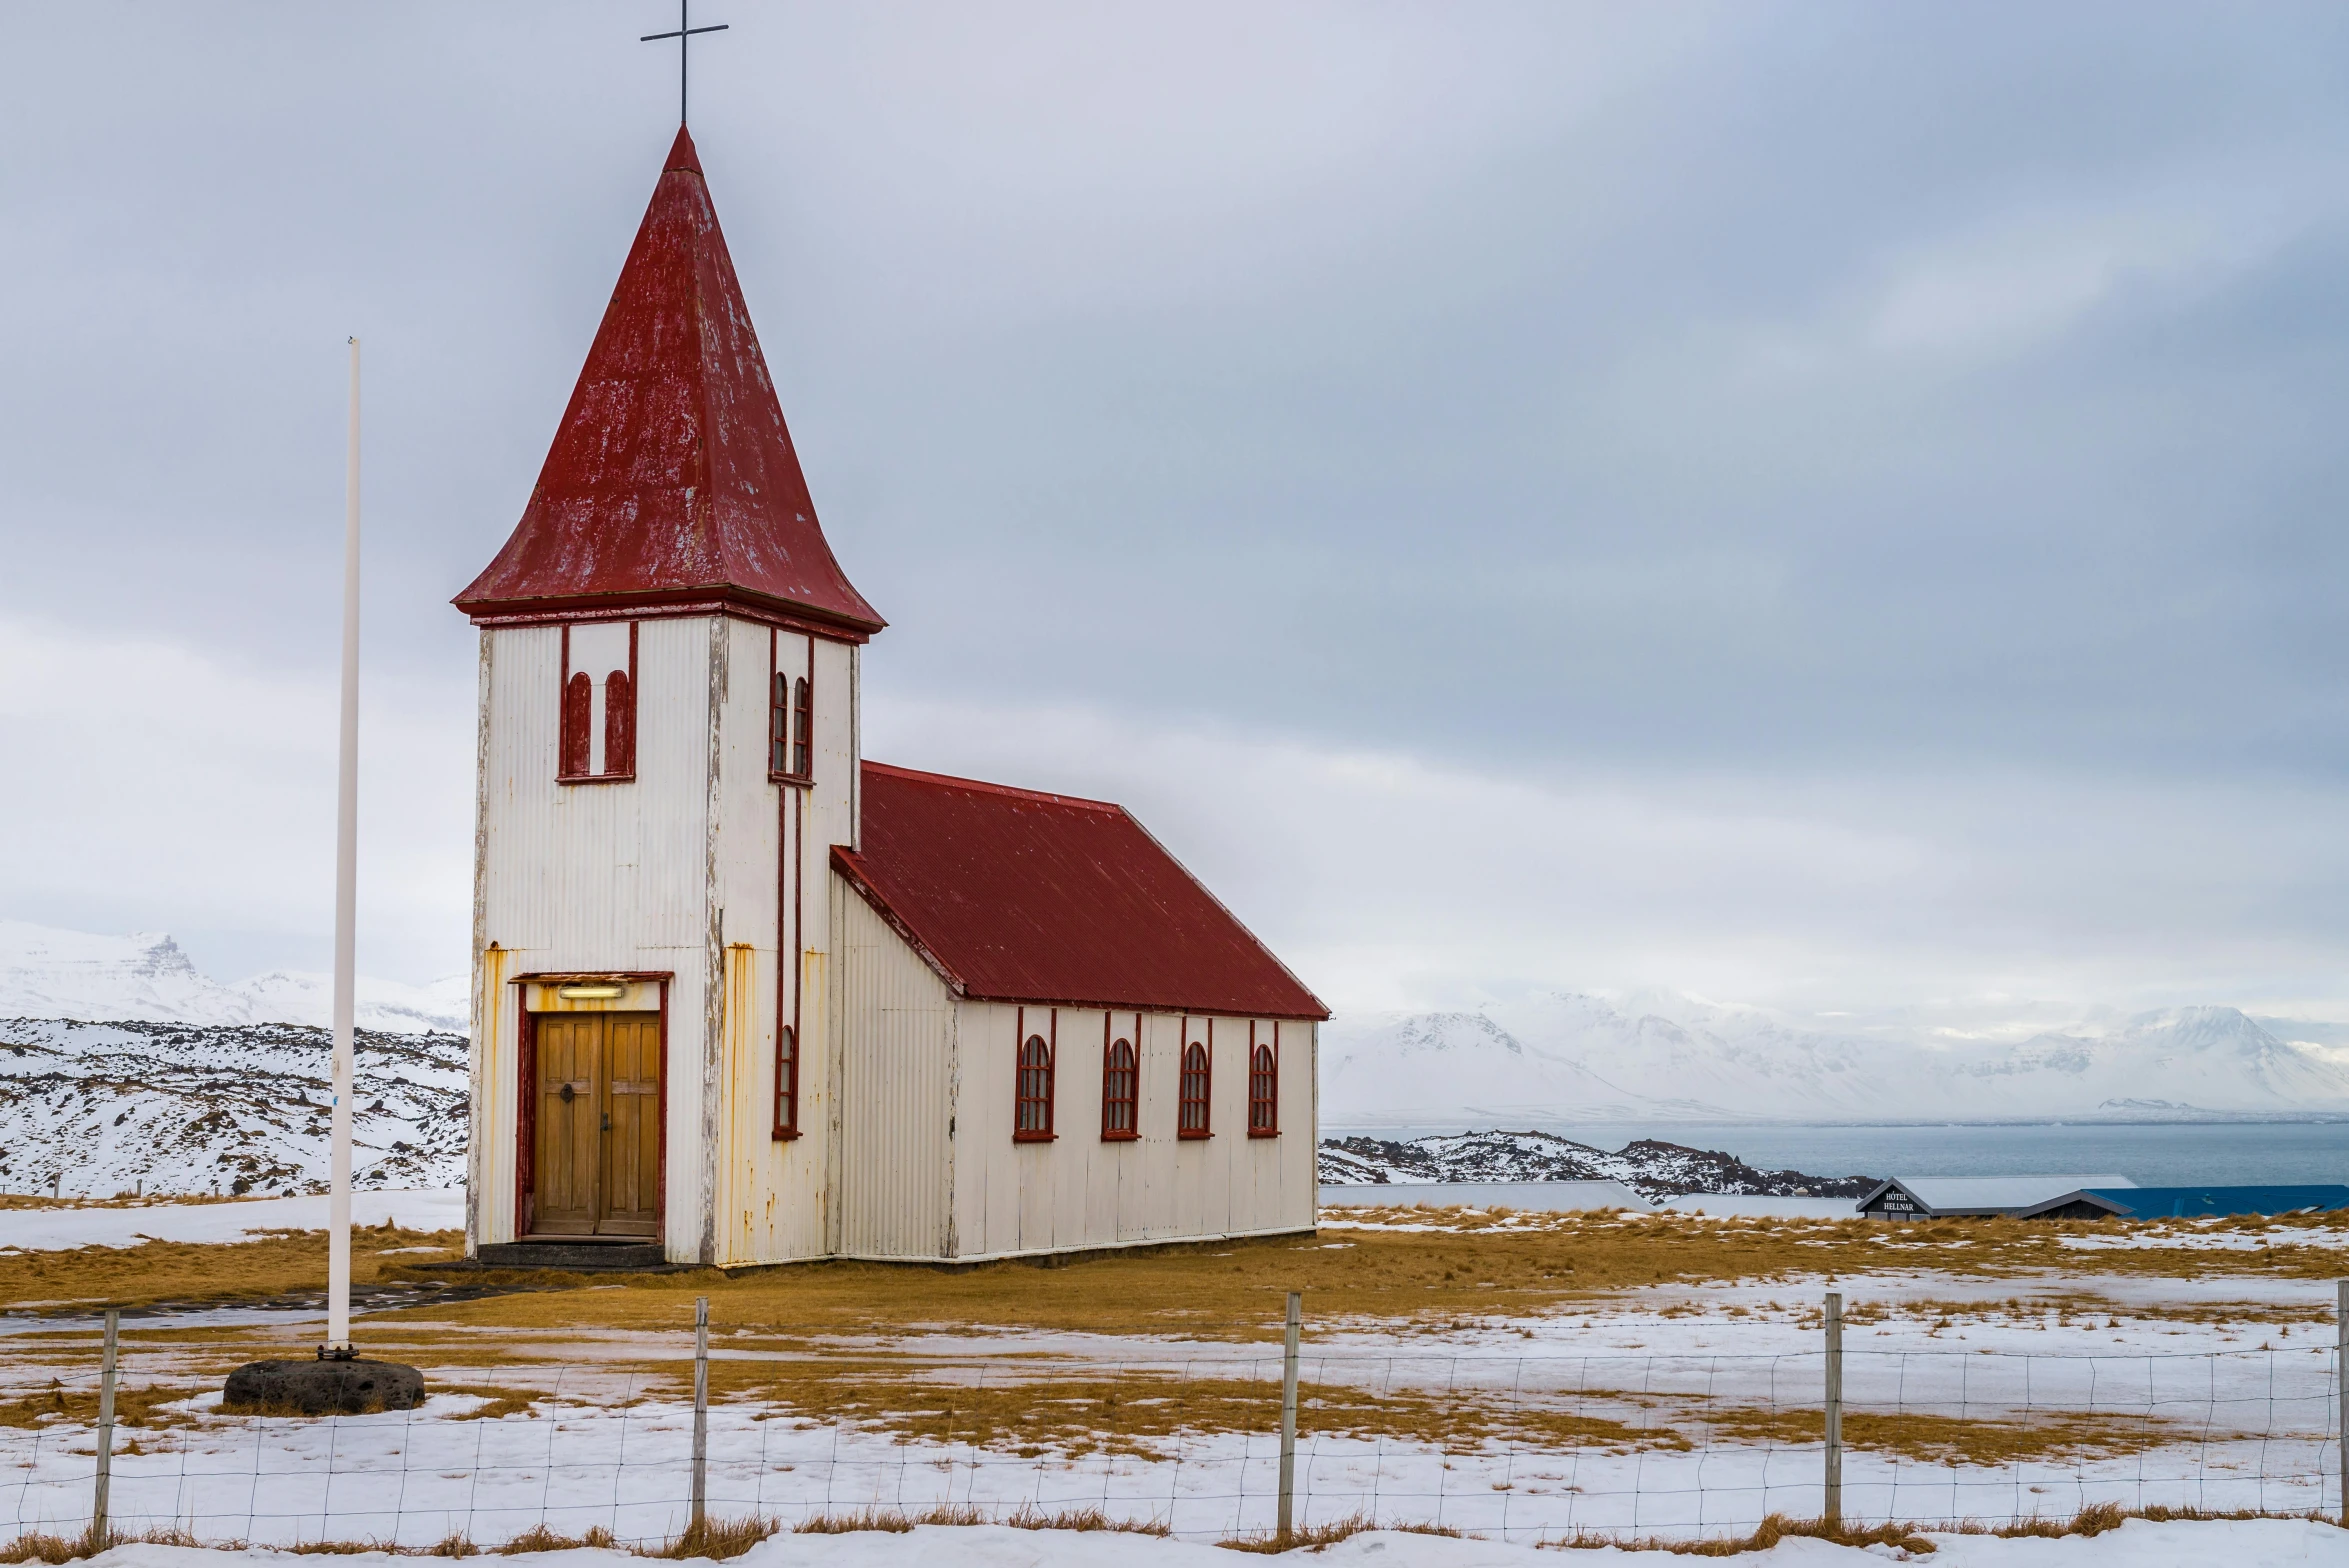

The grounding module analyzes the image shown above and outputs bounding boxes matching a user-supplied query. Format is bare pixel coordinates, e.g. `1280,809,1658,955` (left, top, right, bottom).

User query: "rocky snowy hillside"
0,1017,465,1197
0,920,467,1033
1322,994,2349,1127
1317,1129,1876,1199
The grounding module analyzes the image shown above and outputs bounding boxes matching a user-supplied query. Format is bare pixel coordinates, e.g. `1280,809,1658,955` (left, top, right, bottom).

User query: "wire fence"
3,1300,2344,1547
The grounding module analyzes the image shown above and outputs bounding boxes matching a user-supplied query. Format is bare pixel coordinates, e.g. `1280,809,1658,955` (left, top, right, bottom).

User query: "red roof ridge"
844,761,1330,1020
860,760,1124,814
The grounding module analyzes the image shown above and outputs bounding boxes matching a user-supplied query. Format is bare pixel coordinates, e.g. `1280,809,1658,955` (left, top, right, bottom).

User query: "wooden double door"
530,1011,661,1238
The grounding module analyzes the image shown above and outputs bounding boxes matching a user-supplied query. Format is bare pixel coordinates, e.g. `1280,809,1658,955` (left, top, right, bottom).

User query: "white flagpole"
327,336,361,1358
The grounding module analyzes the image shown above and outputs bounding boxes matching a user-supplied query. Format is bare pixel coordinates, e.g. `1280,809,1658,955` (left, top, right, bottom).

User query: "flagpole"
326,336,360,1359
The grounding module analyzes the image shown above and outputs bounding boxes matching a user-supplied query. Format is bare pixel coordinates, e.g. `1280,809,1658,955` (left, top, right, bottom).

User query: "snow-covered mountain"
0,1017,465,1197
1323,992,2349,1128
1317,1129,1878,1199
0,921,466,1033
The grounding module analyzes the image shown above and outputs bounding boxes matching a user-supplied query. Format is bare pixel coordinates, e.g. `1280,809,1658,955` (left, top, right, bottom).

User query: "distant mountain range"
0,921,467,1034
1318,1129,1878,1199
12,920,2349,1150
1322,992,2349,1128
0,1017,465,1198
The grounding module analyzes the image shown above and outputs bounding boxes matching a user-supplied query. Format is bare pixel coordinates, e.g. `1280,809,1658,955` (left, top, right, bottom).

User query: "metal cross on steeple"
641,0,729,127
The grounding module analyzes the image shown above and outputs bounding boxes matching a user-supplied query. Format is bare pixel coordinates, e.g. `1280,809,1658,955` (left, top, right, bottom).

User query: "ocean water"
1378,1121,2349,1188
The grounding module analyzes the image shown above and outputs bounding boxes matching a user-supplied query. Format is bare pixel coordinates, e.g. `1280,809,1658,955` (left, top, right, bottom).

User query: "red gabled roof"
834,762,1329,1021
455,127,884,636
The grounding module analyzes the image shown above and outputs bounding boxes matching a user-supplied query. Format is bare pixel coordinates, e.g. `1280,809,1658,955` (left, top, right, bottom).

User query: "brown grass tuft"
1220,1513,1465,1552
635,1516,778,1559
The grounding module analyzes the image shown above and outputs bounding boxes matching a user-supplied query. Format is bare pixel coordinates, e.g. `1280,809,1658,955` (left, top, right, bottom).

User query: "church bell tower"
453,128,884,1268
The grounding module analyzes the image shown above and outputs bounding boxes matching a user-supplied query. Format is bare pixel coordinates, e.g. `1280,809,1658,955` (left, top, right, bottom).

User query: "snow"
1318,1181,1643,1212
1655,1195,1861,1219
0,920,466,1034
64,1517,2349,1564
0,1188,461,1251
1317,1130,1867,1200
1321,992,2349,1126
0,1018,465,1197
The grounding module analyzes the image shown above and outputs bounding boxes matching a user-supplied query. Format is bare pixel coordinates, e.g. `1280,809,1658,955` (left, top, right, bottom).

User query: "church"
453,128,1327,1268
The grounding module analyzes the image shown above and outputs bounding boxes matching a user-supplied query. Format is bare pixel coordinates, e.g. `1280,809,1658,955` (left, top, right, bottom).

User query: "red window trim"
1014,1005,1057,1142
558,621,639,785
774,785,804,1141
767,628,816,786
1100,1011,1140,1142
1247,1019,1279,1137
1177,1016,1212,1139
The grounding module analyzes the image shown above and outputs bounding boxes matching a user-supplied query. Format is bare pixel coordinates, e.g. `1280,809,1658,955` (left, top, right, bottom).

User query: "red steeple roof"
455,127,884,636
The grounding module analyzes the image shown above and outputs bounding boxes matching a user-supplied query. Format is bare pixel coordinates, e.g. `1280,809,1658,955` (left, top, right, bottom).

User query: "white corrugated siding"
833,880,956,1258
469,616,862,1266
709,621,857,1266
471,619,717,1260
947,1002,1317,1261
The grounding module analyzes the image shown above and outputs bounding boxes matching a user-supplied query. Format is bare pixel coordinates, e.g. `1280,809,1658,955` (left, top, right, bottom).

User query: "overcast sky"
5,3,2348,1033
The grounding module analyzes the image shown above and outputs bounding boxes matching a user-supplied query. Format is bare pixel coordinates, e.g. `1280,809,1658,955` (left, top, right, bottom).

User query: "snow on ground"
0,1188,462,1251
1656,1196,1862,1219
0,1020,465,1197
6,1288,2341,1548
3,1384,2336,1549
1320,1181,1644,1212
66,1518,2349,1565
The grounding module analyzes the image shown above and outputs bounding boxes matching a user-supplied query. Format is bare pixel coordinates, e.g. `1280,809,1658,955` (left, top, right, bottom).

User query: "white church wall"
706,619,863,1266
832,879,957,1258
944,1000,1318,1262
469,617,717,1260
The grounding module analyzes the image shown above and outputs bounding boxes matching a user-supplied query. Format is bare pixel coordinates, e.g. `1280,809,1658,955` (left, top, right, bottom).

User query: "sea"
1418,1121,2349,1188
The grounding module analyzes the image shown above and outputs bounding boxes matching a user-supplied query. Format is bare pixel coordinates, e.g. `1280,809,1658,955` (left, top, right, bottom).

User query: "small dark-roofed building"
2018,1185,2349,1221
1856,1175,2137,1220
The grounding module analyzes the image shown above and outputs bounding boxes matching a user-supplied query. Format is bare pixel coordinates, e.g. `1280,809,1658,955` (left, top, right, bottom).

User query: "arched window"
774,1025,798,1138
769,672,791,776
792,676,813,777
560,671,593,778
602,669,635,777
1015,1033,1055,1140
1248,1042,1278,1135
1178,1041,1211,1138
1101,1037,1137,1139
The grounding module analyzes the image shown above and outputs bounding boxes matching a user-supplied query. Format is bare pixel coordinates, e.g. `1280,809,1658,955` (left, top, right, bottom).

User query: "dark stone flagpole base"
223,1357,426,1416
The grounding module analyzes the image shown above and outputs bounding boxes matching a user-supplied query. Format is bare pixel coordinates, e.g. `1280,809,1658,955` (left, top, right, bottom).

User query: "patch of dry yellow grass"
0,1222,461,1314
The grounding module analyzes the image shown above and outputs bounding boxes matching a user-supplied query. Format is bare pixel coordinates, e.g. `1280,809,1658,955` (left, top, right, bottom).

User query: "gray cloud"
3,3,2347,1015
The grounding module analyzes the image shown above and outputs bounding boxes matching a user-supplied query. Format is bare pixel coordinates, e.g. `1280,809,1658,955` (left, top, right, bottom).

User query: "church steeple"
455,127,884,636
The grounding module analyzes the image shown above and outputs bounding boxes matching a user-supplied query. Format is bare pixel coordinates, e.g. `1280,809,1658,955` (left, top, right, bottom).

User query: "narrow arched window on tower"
560,671,593,778
1101,1037,1137,1139
1178,1041,1211,1138
774,1025,798,1138
602,669,635,777
769,672,791,776
1248,1041,1278,1135
1015,1033,1055,1140
792,676,813,777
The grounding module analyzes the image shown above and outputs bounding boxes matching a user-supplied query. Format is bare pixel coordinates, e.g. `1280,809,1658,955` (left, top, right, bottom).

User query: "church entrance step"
474,1241,673,1272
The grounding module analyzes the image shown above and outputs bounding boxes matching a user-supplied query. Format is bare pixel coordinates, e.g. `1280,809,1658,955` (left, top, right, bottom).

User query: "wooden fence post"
691,1296,710,1536
1278,1292,1302,1539
2336,1279,2347,1526
91,1309,118,1544
1823,1291,1843,1529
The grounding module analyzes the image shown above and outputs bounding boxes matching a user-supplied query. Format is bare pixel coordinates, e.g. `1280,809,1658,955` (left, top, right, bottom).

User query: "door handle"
559,1083,576,1104
602,1113,612,1132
